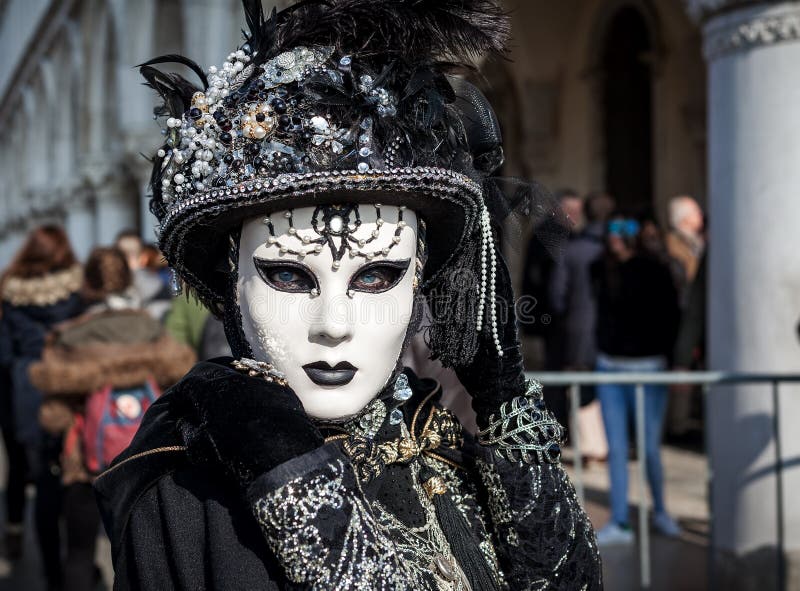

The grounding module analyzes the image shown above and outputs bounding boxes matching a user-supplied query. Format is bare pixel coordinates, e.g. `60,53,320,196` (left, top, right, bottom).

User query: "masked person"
95,2,601,589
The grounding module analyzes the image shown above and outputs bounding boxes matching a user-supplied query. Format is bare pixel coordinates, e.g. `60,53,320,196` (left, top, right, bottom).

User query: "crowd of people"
0,226,228,590
521,190,707,547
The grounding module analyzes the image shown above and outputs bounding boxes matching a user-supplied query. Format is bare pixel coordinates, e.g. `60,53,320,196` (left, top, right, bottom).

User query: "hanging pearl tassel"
475,207,489,332
476,205,503,357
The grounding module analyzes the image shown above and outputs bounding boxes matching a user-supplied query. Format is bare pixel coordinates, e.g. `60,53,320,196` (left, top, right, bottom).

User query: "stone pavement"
565,444,710,591
0,440,708,590
0,432,111,591
0,486,113,591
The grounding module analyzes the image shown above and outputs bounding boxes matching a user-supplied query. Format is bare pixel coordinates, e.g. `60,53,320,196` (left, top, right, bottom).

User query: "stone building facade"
1,0,799,588
0,0,291,261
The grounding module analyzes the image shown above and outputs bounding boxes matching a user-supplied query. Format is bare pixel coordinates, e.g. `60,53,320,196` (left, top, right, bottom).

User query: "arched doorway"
602,6,654,214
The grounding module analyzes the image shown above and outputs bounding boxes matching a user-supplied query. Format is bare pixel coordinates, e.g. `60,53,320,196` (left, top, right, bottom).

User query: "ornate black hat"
143,0,518,366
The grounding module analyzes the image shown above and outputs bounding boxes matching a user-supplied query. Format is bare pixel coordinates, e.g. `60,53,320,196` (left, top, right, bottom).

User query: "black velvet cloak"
95,360,602,590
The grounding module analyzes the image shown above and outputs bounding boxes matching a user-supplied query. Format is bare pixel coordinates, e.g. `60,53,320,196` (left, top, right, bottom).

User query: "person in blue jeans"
591,216,682,545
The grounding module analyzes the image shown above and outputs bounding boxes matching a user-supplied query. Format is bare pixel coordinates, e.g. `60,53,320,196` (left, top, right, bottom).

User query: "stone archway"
584,0,665,212
601,5,655,213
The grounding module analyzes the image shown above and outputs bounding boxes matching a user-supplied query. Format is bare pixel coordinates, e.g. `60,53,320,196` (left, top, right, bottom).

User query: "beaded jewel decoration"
261,203,407,263
231,358,288,386
157,47,402,206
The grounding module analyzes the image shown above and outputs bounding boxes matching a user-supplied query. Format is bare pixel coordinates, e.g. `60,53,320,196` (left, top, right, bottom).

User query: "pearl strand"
487,216,502,357
475,205,503,357
475,207,490,332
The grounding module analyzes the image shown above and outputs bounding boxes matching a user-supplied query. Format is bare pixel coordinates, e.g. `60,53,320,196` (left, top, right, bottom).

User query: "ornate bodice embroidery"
253,379,503,590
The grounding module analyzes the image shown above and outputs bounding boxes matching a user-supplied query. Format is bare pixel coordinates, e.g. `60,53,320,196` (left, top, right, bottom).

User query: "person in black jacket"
590,216,681,546
95,2,602,589
0,225,84,588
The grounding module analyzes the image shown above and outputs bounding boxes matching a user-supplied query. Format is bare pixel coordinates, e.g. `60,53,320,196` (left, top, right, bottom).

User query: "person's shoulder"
1,266,83,309
665,230,682,249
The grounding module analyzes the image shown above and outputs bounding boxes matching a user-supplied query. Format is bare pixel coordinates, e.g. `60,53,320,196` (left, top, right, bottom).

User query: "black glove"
170,361,324,488
454,247,527,429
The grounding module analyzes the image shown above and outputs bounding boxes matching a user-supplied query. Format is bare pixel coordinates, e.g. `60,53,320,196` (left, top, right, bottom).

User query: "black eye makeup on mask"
347,259,410,294
253,257,410,295
253,259,319,293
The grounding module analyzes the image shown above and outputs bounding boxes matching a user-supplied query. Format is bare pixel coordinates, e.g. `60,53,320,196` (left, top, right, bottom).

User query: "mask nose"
308,291,354,344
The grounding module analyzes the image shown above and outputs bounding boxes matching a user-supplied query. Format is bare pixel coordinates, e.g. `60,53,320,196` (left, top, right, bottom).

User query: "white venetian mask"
238,203,419,420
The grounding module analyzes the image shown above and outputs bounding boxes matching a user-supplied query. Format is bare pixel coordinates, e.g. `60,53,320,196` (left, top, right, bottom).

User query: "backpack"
82,379,160,473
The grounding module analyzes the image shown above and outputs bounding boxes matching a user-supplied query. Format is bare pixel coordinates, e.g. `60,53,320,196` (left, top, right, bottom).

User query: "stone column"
690,1,800,588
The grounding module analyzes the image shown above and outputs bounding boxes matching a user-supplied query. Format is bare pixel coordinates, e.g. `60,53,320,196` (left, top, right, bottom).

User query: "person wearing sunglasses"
591,214,682,546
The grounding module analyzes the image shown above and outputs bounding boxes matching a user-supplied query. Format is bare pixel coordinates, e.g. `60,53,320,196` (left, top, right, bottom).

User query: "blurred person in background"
637,212,670,262
550,192,615,373
29,247,195,591
666,196,706,437
559,190,585,232
165,296,209,355
521,188,581,366
670,254,707,438
0,226,84,587
521,188,582,431
165,294,231,361
141,243,171,287
114,231,171,320
591,214,681,546
114,230,145,281
674,256,706,372
666,195,705,306
139,243,173,321
549,192,616,462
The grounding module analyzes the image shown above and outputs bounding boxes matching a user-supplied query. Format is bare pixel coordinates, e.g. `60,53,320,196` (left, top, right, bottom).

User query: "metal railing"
524,371,800,591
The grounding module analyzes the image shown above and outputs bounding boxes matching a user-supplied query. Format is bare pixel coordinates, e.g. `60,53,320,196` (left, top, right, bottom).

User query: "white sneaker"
653,512,681,537
595,522,634,546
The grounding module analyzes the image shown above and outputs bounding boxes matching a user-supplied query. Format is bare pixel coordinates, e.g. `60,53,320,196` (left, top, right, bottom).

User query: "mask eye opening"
253,257,320,293
347,258,411,294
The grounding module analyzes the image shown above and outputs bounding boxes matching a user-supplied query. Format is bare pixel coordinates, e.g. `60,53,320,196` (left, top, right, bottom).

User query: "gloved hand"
454,246,527,430
170,361,324,488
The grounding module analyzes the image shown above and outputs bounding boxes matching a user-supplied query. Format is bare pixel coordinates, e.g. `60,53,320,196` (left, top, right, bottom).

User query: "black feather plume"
243,0,508,68
139,65,195,118
139,54,209,89
243,0,326,65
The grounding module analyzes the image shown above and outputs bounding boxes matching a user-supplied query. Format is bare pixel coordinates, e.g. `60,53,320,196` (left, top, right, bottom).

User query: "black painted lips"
302,361,357,386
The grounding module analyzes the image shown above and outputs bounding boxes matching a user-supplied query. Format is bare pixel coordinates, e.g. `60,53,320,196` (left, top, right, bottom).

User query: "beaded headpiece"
142,0,532,366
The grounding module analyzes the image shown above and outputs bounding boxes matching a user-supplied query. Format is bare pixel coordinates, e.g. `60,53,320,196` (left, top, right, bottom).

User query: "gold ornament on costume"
190,92,210,128
339,397,464,484
422,475,447,499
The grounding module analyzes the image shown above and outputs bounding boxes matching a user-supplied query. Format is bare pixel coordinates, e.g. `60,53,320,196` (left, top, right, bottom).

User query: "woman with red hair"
0,225,84,589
